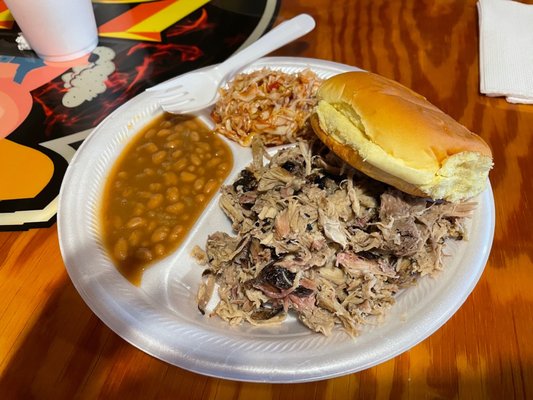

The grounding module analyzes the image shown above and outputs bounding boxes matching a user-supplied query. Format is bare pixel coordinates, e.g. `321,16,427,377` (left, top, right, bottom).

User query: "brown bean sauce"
100,113,233,285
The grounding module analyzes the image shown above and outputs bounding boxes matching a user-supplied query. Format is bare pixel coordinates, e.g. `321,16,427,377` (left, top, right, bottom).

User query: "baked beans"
101,113,233,285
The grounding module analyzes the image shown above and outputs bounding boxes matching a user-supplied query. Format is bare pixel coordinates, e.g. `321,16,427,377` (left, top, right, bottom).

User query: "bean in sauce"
101,113,233,285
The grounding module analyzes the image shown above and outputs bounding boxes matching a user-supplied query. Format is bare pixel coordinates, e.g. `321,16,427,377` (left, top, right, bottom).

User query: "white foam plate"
58,57,495,383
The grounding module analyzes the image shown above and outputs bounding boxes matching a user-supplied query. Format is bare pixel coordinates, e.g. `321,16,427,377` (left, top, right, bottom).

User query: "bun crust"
313,71,493,202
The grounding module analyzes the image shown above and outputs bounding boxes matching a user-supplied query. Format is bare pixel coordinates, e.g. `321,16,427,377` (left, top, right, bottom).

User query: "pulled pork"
195,140,475,336
211,68,322,146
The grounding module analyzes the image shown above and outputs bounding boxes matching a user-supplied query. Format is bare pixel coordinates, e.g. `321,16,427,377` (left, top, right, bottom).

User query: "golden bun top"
312,71,493,202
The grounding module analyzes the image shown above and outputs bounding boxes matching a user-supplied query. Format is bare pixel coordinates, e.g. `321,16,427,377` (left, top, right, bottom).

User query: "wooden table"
1,0,532,398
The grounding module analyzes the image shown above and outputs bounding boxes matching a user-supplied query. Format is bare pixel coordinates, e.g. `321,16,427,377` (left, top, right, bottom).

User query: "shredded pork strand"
195,140,474,336
211,68,322,146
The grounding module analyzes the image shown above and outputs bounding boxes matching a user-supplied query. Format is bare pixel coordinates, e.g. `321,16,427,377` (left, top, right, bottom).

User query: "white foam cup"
5,0,98,62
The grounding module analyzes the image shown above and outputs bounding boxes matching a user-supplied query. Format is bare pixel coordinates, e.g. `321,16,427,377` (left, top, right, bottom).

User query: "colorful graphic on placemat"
0,0,279,230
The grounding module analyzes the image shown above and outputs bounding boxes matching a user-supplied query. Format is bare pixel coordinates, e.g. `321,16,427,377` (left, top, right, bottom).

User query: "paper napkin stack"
478,0,533,104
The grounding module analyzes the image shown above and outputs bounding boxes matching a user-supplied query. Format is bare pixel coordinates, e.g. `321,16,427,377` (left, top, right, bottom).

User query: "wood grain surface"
1,0,532,399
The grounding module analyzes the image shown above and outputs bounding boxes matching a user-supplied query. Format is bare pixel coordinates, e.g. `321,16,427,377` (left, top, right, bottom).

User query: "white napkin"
478,0,533,104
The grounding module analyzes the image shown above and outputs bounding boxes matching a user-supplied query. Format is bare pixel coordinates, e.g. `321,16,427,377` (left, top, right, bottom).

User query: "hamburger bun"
311,71,493,202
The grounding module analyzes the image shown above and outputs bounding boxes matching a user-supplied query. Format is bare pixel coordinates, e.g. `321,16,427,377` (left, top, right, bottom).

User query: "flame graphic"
166,8,210,37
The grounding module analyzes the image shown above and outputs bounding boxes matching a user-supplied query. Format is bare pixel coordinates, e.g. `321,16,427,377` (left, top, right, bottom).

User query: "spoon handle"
147,14,315,93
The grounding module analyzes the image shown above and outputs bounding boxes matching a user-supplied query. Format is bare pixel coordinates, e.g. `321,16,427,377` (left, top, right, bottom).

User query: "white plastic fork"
147,14,316,115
